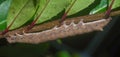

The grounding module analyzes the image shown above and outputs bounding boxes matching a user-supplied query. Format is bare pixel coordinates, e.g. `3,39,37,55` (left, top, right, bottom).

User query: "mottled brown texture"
6,18,111,44
0,10,119,38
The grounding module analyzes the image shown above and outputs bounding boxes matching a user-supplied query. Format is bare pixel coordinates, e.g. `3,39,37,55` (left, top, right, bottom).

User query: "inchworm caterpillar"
6,18,111,44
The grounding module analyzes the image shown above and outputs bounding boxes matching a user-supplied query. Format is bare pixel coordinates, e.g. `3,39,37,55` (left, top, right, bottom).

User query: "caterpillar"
6,17,111,44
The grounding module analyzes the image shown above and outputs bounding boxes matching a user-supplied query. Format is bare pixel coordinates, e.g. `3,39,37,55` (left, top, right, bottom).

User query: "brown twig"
0,10,120,39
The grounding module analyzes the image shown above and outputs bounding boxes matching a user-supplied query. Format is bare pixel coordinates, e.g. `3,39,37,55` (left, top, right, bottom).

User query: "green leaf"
7,0,36,30
35,0,70,24
0,0,11,31
90,0,107,14
67,0,95,16
90,0,120,14
112,0,120,9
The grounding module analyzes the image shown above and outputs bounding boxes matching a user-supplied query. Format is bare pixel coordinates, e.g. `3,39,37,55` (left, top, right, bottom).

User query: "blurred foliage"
55,50,71,57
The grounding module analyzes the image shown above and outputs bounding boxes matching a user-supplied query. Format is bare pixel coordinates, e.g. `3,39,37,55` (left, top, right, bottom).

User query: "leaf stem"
59,0,77,24
104,0,115,19
27,0,50,31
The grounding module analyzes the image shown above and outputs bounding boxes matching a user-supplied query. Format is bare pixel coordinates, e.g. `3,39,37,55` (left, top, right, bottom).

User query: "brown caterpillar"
6,18,111,44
